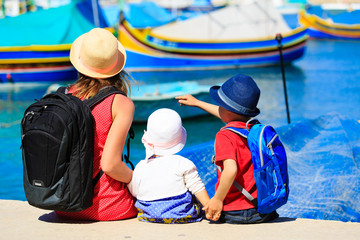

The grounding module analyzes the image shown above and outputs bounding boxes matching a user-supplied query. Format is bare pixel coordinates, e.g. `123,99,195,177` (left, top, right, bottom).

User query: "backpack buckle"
211,155,215,164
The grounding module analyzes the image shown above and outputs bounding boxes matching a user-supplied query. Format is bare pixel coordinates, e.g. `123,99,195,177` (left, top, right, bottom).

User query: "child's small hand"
175,95,199,107
203,198,223,221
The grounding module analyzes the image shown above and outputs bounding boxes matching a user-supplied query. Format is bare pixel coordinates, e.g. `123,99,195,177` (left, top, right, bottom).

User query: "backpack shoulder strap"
58,86,135,180
56,86,125,108
223,118,261,138
84,86,125,108
56,86,68,94
216,165,258,208
224,127,249,138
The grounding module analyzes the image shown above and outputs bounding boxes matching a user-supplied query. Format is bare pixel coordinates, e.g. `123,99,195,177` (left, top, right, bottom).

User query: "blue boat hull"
0,66,77,83
125,45,306,72
307,28,360,40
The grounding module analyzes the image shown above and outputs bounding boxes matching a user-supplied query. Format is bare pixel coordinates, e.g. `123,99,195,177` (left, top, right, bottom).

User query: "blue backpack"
224,123,289,214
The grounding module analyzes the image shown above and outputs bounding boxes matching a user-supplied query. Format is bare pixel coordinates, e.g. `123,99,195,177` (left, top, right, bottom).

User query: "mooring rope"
0,119,21,128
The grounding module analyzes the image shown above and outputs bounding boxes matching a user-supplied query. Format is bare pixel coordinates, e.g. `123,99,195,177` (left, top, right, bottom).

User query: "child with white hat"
127,108,210,224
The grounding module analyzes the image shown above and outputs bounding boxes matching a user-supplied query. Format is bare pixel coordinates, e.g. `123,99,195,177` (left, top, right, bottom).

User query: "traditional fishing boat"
299,4,360,40
120,0,308,72
0,0,109,83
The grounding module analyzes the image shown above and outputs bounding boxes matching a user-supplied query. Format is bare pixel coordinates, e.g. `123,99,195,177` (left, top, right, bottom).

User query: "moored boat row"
0,0,308,83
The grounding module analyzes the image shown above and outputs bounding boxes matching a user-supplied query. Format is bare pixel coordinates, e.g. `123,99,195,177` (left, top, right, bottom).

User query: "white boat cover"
151,0,291,40
126,0,194,9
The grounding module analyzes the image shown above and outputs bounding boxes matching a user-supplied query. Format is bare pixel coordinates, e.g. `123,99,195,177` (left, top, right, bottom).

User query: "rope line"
0,119,21,128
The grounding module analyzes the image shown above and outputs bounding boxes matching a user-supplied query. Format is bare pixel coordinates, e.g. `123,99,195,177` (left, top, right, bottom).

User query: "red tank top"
56,93,137,221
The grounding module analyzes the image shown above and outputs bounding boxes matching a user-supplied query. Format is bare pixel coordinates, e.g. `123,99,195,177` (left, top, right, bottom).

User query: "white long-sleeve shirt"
127,155,205,201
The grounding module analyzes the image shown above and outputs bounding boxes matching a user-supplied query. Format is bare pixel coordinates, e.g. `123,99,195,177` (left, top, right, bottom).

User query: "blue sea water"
1,39,360,221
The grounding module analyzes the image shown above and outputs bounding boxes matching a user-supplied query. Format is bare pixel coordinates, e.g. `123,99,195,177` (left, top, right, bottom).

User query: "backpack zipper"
23,129,62,143
267,134,279,156
259,125,267,167
260,126,280,166
21,103,71,152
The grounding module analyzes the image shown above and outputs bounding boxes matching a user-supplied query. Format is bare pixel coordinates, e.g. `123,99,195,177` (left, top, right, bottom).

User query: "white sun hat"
142,108,187,159
69,28,126,79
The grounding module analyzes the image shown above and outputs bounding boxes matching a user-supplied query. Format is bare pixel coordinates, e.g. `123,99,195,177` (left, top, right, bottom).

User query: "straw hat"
142,108,187,159
70,28,126,79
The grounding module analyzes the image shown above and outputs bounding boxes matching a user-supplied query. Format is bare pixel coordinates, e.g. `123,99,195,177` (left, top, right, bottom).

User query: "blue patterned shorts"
135,191,203,224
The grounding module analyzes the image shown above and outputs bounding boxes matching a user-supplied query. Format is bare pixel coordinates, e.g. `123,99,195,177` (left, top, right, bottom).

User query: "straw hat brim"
69,33,127,79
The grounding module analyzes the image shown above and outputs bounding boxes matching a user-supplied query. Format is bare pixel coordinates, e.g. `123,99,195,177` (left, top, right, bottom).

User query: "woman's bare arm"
100,94,134,183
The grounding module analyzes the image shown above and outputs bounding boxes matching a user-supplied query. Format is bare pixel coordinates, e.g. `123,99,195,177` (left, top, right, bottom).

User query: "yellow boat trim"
0,28,114,52
300,14,360,36
0,57,70,64
299,10,360,31
119,26,168,56
0,44,71,52
142,35,307,54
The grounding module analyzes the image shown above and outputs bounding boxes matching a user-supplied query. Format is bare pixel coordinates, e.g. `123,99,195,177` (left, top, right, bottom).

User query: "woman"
55,28,137,221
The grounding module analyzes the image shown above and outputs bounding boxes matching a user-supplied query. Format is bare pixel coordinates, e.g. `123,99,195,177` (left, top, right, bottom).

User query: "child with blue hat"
176,74,279,224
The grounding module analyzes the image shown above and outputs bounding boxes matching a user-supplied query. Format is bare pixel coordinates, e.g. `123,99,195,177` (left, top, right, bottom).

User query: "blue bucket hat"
209,74,260,117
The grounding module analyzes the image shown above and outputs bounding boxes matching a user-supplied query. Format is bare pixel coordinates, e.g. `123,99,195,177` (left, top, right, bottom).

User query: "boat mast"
91,0,100,27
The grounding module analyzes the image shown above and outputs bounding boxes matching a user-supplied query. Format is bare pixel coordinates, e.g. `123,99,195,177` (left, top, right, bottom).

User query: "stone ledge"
1,199,360,240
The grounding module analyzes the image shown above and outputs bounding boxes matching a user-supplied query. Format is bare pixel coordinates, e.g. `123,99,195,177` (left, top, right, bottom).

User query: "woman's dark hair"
71,70,132,99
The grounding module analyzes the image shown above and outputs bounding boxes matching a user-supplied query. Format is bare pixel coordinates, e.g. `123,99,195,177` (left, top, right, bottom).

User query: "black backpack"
21,86,134,212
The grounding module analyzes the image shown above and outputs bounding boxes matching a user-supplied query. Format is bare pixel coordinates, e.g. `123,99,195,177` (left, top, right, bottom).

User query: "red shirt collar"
221,121,253,131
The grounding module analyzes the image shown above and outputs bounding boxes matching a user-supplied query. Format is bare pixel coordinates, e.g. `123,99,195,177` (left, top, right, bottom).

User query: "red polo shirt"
214,121,257,211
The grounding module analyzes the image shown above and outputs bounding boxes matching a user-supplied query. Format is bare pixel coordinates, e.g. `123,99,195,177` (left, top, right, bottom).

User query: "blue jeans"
219,208,279,224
